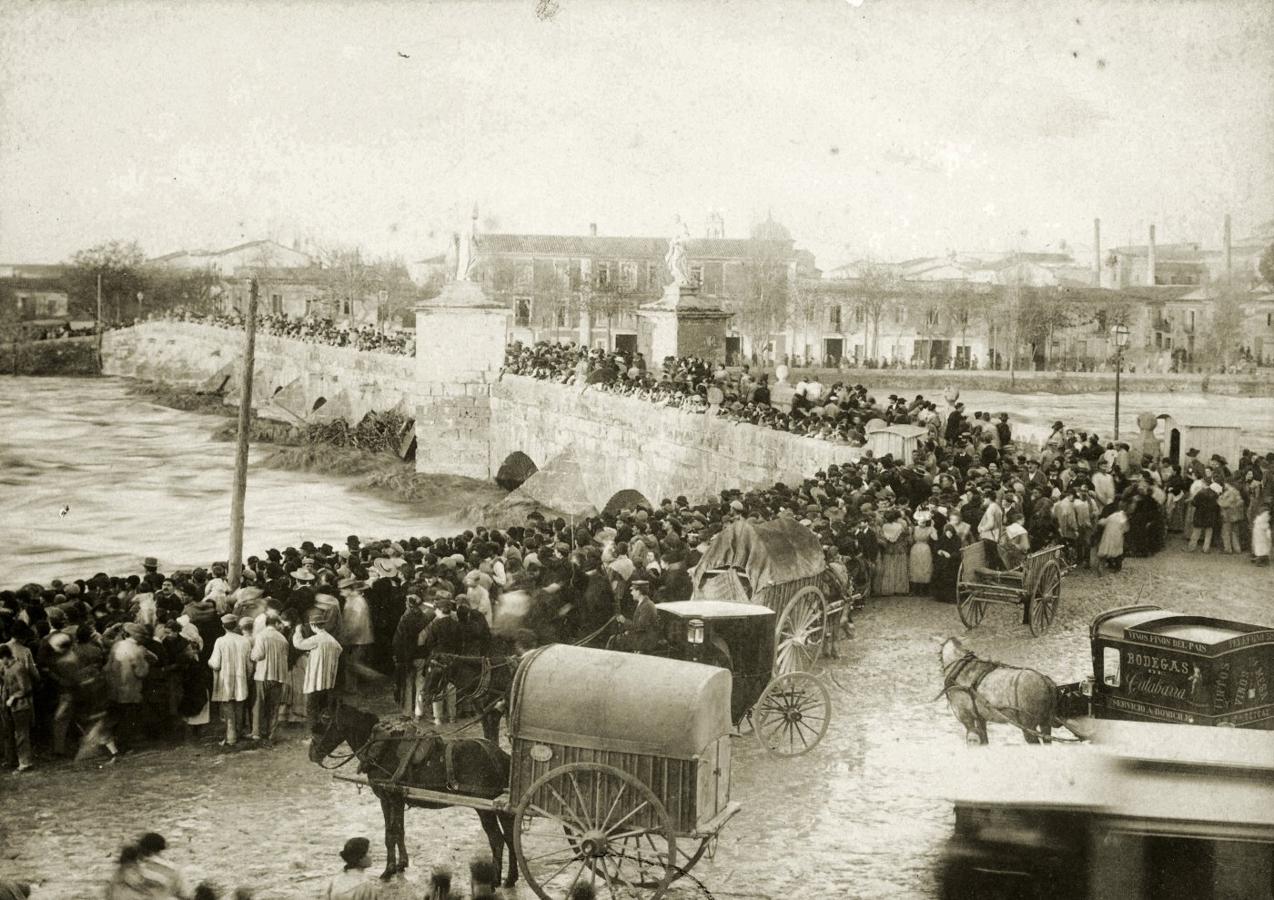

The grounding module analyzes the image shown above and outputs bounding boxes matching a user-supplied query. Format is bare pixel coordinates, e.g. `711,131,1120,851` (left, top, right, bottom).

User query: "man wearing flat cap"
208,614,252,746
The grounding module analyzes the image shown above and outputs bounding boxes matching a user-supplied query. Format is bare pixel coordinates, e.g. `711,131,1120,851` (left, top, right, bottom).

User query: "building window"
854,306,865,325
342,299,351,316
514,297,531,327
893,305,906,324
829,305,842,330
619,261,638,292
926,309,939,327
269,294,282,315
555,304,569,328
690,265,703,288
596,261,611,288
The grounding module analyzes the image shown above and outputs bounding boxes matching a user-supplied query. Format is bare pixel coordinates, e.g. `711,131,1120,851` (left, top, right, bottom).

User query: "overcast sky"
1,0,1271,269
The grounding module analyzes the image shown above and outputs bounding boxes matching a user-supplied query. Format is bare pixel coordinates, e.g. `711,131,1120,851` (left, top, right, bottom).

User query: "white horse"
939,636,1059,745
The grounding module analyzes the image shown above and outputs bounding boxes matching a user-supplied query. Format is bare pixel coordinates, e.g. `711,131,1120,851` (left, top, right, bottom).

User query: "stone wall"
101,322,415,422
487,375,864,509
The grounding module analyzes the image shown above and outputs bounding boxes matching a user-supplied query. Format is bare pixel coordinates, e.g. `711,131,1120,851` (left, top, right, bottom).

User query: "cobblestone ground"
2,546,1269,900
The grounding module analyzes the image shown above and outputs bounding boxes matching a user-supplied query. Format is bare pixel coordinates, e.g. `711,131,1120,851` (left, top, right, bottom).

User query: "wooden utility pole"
228,277,258,591
96,273,103,366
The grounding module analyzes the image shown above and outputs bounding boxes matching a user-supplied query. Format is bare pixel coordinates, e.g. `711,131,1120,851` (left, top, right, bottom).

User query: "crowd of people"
4,341,1273,894
504,340,960,444
155,309,414,355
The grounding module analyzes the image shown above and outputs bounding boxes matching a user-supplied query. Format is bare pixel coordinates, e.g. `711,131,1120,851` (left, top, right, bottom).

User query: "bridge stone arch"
496,451,540,491
602,489,654,516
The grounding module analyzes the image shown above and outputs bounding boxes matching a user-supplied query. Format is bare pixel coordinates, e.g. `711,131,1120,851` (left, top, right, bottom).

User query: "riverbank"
0,335,100,376
128,381,550,523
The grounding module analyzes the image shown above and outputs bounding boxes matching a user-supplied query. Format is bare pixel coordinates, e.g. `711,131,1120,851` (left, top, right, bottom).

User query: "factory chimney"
1146,224,1156,287
589,223,598,236
1093,218,1101,287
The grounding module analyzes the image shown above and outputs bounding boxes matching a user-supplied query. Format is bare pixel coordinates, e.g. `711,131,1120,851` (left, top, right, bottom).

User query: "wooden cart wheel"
514,762,677,900
1028,561,1062,636
775,586,828,675
954,563,986,629
753,671,832,758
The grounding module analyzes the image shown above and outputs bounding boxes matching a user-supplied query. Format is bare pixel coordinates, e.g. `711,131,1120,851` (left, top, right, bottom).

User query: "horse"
308,700,517,886
939,636,1059,745
419,652,519,742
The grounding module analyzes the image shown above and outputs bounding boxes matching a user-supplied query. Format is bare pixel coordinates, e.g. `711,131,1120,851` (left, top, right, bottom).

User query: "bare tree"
737,242,790,362
67,240,148,322
852,261,898,364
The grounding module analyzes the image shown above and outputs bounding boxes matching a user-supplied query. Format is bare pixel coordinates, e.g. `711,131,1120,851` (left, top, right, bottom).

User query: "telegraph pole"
228,277,258,591
96,272,103,366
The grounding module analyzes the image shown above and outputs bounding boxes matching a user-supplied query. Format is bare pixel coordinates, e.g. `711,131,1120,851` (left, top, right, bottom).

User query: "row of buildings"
5,216,1273,369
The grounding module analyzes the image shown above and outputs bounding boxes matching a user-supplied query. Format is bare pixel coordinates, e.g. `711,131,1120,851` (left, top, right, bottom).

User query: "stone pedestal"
414,280,509,479
636,283,733,366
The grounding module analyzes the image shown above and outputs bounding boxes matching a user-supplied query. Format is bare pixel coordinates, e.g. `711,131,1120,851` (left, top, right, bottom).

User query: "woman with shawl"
930,510,962,603
873,508,911,597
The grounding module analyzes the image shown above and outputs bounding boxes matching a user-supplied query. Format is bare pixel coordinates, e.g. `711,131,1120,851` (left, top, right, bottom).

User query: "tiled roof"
481,233,794,260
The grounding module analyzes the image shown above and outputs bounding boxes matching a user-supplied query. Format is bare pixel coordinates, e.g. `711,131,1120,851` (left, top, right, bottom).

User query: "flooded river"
0,377,454,585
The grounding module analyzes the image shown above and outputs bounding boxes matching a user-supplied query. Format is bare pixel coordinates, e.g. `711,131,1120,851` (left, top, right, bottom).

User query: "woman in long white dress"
909,510,935,596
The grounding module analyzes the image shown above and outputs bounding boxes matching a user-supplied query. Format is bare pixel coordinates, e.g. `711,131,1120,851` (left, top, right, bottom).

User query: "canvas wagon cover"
510,644,732,760
691,519,826,594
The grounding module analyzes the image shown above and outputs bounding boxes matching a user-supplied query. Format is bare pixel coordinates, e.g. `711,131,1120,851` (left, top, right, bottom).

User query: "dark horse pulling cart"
317,644,741,899
954,542,1064,636
1057,605,1274,730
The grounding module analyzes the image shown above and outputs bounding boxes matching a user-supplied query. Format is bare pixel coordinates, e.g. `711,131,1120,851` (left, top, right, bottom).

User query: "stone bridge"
484,375,862,512
100,320,863,510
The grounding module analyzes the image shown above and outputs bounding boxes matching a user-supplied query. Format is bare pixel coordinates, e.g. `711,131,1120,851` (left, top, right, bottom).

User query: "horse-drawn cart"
954,542,1064,636
655,600,831,757
330,644,740,899
691,519,841,672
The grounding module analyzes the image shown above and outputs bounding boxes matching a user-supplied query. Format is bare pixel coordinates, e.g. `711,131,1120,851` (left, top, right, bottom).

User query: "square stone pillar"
636,283,734,366
414,280,509,479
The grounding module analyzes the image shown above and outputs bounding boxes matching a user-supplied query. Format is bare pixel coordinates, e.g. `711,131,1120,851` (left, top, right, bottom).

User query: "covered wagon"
691,518,838,674
508,644,741,898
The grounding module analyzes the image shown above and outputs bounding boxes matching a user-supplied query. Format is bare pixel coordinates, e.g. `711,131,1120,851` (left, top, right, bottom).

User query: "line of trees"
61,239,438,328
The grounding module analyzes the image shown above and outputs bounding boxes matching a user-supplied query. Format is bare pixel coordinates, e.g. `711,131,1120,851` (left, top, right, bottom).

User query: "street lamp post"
1112,323,1130,440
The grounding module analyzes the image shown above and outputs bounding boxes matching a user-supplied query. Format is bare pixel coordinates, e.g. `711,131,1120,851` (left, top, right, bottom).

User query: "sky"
1,0,1272,270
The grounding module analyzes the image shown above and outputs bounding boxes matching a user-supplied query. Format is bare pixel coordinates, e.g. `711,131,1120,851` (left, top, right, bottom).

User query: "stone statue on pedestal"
452,205,480,282
665,215,691,287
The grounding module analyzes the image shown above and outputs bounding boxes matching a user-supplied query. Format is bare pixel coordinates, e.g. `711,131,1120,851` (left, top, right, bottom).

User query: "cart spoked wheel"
753,671,832,757
954,564,986,629
1028,561,1062,636
514,762,677,900
775,586,828,675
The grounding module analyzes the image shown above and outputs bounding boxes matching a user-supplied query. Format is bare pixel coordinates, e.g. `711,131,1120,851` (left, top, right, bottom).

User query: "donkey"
939,636,1059,745
309,701,517,886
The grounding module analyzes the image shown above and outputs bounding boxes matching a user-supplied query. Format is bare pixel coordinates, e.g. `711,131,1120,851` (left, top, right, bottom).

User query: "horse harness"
382,733,505,795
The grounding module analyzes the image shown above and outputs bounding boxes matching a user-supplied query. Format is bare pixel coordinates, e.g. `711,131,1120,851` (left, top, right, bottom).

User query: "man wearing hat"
417,597,462,726
249,613,290,742
208,614,252,746
105,622,156,751
321,837,379,898
610,579,659,654
293,611,343,734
